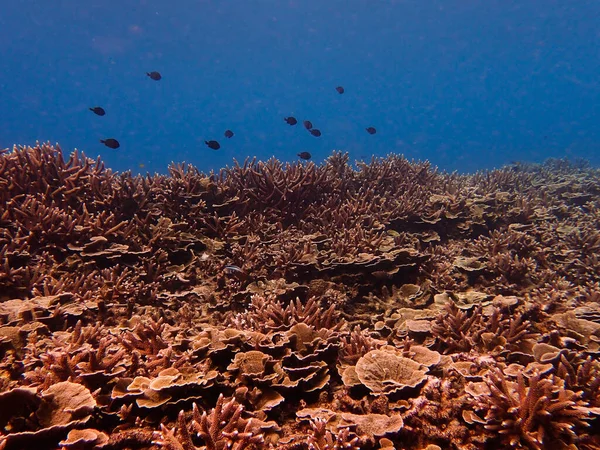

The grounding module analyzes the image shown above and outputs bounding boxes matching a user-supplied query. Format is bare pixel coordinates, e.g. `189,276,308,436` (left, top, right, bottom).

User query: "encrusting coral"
1,143,600,449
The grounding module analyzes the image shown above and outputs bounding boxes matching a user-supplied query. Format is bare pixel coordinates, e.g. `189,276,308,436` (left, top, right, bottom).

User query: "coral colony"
1,143,600,450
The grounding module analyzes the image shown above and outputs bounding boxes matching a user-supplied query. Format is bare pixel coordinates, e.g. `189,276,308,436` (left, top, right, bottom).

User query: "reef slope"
1,143,600,450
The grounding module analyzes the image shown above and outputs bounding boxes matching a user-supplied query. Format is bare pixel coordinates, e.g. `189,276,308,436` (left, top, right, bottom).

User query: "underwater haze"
1,0,599,174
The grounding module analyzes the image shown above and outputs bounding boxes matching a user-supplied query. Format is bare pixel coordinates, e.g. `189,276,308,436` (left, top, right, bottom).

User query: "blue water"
1,0,599,175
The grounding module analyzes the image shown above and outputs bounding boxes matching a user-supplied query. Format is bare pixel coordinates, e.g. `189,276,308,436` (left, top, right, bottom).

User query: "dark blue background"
1,0,599,174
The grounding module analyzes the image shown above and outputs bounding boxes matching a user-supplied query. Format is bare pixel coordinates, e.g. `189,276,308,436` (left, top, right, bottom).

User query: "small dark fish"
309,129,322,137
284,116,298,125
100,138,120,149
205,140,221,150
147,71,162,81
303,120,313,130
224,130,234,138
335,86,345,94
366,127,377,135
297,151,312,160
89,106,105,116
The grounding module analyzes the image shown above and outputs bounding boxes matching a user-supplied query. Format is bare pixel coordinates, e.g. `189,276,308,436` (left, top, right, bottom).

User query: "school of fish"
95,74,377,161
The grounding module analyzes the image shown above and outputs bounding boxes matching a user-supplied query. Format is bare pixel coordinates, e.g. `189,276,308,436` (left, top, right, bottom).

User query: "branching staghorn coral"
230,295,343,333
154,395,264,450
306,418,360,450
471,369,593,449
431,303,483,353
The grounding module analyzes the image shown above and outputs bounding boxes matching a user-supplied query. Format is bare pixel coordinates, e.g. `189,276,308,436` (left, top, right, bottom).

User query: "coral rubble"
1,143,600,449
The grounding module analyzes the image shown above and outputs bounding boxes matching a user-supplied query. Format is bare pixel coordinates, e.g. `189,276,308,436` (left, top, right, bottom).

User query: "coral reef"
1,143,600,449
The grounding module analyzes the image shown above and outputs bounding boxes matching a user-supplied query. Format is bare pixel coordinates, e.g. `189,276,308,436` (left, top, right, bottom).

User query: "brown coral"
2,143,600,449
468,369,593,449
154,395,265,450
